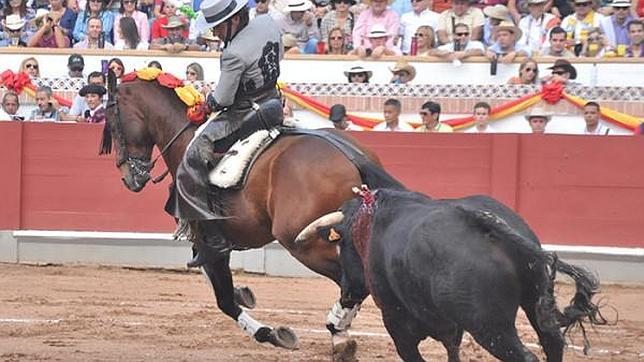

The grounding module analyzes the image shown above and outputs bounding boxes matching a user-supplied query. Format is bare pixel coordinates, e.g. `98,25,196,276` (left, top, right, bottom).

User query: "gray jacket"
213,14,283,110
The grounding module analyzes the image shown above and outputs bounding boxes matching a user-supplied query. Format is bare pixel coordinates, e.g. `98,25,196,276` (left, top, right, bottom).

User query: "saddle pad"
208,128,280,189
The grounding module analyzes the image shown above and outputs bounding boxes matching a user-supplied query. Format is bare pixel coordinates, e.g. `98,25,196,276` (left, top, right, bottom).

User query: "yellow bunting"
136,67,162,81
175,85,204,107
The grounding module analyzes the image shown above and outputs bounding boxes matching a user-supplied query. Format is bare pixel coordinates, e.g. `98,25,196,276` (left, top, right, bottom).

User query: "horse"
99,70,404,359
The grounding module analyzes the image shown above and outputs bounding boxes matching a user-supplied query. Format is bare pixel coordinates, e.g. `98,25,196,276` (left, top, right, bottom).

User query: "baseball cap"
68,54,85,70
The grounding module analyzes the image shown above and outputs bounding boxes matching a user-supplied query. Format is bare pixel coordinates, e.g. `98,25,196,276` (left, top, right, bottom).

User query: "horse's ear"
107,69,117,101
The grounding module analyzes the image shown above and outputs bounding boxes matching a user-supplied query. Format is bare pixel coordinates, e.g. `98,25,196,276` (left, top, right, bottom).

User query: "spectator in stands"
540,26,576,57
311,0,330,29
416,101,453,132
524,107,551,133
250,0,273,19
61,71,105,122
352,0,400,50
2,0,35,35
72,0,114,43
274,0,320,54
437,0,484,45
78,84,107,123
582,101,610,134
28,86,64,121
329,103,363,130
626,19,643,57
108,57,125,79
411,25,436,56
67,53,84,78
399,0,439,55
282,33,301,53
113,0,149,45
28,8,70,47
600,0,635,54
326,27,350,54
486,20,531,62
147,60,163,69
19,57,40,77
48,0,77,40
74,16,113,48
0,14,29,46
579,27,611,57
0,91,24,121
374,98,414,131
198,28,221,52
435,22,485,60
150,15,199,52
542,58,578,84
466,101,496,133
344,64,372,83
114,16,148,49
185,62,204,81
518,0,560,54
482,4,511,47
351,23,401,57
320,0,354,43
151,0,188,41
389,59,416,84
561,0,606,55
507,57,539,84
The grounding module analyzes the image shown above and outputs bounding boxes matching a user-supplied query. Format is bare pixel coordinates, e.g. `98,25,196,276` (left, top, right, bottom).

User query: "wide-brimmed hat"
524,107,551,121
194,0,248,32
367,24,389,38
343,65,373,78
483,4,510,20
162,15,187,28
390,60,416,81
547,59,577,79
34,9,50,21
610,0,631,7
282,33,298,48
3,14,26,30
494,20,522,40
200,28,220,41
329,104,347,122
285,0,313,12
79,84,107,97
526,0,547,4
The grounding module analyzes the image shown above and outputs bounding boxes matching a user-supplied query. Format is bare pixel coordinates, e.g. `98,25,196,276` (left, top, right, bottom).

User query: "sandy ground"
0,263,642,362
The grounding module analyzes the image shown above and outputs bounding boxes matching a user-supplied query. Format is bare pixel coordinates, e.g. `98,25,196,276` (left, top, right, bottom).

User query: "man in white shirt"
73,17,114,49
399,0,438,54
561,0,605,51
518,0,560,54
466,101,497,133
373,98,414,132
435,22,485,60
582,102,610,135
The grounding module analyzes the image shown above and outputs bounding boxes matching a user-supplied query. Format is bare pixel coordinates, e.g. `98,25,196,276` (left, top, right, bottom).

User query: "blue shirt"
73,10,114,43
389,0,413,17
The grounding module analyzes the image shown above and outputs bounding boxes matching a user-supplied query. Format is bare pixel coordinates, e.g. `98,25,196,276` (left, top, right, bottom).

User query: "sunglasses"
350,73,366,77
411,0,424,2
330,36,343,40
25,63,39,69
186,71,197,76
419,111,430,116
523,67,537,72
575,1,592,6
551,70,567,75
414,33,426,37
336,0,352,3
89,0,103,3
256,0,268,2
123,0,135,4
110,66,123,71
455,32,469,36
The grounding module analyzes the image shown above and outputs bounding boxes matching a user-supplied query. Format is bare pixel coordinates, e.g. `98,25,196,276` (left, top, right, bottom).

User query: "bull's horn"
294,211,344,245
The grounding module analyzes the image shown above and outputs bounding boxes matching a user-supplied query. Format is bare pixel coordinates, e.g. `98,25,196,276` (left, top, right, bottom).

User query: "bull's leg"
326,300,361,362
381,310,425,362
522,300,564,362
469,324,537,362
440,328,463,362
200,255,299,349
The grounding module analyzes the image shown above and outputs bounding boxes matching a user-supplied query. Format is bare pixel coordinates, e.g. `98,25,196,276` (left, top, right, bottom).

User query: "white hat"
343,65,373,78
367,24,389,38
194,0,249,32
524,107,551,121
611,0,631,7
34,9,50,21
285,0,313,12
3,14,26,30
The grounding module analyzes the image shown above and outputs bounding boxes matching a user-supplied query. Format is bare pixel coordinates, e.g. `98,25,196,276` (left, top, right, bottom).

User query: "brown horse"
100,71,404,358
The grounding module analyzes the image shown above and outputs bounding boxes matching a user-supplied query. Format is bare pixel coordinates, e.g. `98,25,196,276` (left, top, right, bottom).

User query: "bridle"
105,92,193,185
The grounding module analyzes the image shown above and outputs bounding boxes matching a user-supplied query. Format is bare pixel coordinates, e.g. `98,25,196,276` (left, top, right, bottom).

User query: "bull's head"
295,196,370,308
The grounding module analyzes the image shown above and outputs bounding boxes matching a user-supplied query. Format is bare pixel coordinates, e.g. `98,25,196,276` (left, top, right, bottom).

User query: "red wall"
1,123,643,248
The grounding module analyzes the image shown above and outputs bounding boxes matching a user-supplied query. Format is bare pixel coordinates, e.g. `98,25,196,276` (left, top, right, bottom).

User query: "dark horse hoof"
234,285,256,309
332,332,358,362
254,326,299,350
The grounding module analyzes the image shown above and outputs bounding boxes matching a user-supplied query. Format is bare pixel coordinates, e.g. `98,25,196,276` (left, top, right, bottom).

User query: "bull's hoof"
332,331,358,362
234,285,256,309
254,326,299,350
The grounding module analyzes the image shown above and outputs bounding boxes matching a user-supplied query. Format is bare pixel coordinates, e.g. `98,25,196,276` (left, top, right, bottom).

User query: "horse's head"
101,70,154,192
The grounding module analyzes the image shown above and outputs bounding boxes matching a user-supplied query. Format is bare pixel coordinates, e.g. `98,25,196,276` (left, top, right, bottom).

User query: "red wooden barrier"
1,123,643,248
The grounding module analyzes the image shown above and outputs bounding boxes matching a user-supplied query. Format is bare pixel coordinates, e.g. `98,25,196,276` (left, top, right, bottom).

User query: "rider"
165,0,283,267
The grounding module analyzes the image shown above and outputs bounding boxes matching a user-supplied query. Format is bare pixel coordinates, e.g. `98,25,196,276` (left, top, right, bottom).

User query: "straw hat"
194,0,248,32
483,4,510,20
162,15,187,28
285,0,313,12
282,33,298,48
343,65,373,78
390,60,416,81
524,107,551,121
494,20,522,40
3,14,26,30
610,0,631,7
200,28,220,41
34,9,50,21
547,59,577,79
367,24,389,38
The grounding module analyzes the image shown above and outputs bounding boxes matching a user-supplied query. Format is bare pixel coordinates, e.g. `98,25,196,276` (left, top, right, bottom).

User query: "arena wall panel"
1,122,643,249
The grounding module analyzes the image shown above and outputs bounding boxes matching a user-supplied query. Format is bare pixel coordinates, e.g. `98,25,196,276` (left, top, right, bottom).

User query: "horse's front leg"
200,254,299,349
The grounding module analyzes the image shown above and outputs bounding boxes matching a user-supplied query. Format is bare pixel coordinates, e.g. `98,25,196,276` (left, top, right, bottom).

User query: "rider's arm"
210,50,244,107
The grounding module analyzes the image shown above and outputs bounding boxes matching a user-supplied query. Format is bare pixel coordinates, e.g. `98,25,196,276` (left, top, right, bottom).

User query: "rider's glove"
206,92,223,113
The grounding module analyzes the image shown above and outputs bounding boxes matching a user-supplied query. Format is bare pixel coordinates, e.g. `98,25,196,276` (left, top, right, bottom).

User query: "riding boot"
186,222,231,268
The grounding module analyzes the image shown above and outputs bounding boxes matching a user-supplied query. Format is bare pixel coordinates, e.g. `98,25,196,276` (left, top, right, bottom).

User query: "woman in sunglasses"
326,27,349,54
414,25,438,56
113,0,149,45
185,62,204,82
320,0,355,44
72,0,114,43
19,57,40,78
507,58,539,84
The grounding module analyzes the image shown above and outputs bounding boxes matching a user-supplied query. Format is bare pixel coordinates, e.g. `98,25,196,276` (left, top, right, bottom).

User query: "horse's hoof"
332,332,358,362
234,285,256,309
254,326,299,350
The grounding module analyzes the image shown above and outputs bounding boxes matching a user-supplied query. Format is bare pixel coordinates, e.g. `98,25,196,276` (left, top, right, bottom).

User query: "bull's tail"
457,206,606,354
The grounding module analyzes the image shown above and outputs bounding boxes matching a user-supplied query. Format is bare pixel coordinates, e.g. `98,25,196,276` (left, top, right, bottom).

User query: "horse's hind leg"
200,255,299,349
469,324,537,362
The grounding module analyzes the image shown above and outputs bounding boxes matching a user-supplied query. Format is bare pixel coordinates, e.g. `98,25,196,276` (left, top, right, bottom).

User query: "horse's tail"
548,254,608,353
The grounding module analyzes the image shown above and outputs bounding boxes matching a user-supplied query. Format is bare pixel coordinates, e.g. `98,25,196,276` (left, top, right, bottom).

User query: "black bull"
297,188,605,362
